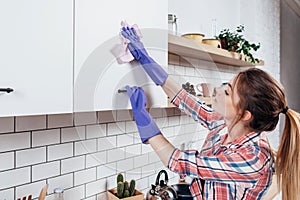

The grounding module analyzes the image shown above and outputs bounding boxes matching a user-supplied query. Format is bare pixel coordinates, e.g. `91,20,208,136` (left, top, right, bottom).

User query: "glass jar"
168,14,178,35
54,188,64,200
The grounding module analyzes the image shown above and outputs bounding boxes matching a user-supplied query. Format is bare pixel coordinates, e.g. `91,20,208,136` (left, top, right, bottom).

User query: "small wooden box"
107,188,144,200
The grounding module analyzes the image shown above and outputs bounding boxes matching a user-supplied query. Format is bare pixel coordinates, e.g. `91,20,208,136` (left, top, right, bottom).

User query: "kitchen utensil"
202,39,221,48
38,184,48,200
146,170,177,200
171,178,193,200
181,33,205,43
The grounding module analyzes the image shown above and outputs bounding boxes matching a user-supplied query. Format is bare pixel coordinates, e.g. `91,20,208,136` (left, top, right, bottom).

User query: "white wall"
169,0,240,37
281,0,300,112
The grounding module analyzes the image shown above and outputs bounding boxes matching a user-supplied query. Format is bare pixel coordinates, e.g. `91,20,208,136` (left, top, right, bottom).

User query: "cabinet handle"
0,88,14,93
117,89,127,93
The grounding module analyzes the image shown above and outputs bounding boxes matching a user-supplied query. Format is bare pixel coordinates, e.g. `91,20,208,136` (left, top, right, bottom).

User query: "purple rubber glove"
121,27,168,86
126,85,161,143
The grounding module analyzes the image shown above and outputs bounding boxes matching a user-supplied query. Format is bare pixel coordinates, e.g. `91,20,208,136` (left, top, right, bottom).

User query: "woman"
121,27,300,200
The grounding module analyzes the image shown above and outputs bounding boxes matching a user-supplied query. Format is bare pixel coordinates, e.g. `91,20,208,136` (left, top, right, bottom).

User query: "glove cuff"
137,118,161,143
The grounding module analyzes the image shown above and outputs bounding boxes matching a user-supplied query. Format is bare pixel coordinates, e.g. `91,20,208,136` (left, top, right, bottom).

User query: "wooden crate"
107,188,144,200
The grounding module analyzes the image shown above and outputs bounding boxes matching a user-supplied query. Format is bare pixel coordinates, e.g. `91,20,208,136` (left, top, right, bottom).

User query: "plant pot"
202,39,221,48
107,188,144,200
220,38,238,52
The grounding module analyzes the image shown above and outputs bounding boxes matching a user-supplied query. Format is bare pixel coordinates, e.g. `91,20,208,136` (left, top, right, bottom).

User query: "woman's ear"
242,110,252,122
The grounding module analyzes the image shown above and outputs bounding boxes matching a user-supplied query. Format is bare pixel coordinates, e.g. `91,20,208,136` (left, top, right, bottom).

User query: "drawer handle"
0,88,14,93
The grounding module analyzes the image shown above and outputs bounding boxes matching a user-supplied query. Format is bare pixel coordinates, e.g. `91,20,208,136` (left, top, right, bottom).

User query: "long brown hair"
233,68,300,200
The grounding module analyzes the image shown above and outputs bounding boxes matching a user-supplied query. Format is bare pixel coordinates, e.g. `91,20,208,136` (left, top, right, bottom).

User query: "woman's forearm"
161,76,182,100
148,134,176,167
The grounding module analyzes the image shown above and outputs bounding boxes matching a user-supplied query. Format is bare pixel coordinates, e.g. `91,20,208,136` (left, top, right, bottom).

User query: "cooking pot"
146,170,177,200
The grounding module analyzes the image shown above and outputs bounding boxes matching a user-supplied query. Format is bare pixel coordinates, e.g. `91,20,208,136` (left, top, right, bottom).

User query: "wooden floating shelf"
168,34,264,67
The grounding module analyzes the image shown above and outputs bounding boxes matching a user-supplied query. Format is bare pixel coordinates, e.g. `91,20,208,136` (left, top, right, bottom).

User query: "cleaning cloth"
111,21,142,63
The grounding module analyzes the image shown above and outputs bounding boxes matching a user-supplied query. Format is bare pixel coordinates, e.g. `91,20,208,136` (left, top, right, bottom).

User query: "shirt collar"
220,131,262,147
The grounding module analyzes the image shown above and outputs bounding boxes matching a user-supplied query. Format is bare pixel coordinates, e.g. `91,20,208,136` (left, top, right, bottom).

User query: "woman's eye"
224,90,229,95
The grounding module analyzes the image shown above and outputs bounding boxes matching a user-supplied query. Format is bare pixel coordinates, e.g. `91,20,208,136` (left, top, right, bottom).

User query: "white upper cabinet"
0,0,73,117
74,0,168,112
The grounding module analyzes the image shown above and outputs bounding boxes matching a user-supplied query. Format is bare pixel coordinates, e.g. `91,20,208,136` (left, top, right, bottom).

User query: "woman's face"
212,78,240,121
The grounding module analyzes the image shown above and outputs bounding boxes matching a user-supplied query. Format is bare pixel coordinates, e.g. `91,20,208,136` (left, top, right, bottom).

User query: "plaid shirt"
168,89,274,199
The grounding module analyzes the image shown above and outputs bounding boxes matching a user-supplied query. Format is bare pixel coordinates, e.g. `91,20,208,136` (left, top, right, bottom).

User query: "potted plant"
216,25,261,64
107,173,144,200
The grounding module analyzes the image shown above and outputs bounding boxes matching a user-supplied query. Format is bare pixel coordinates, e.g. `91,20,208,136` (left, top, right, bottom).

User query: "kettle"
146,170,177,200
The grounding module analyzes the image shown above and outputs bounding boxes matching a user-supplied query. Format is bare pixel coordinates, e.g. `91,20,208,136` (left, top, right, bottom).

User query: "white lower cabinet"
74,0,168,112
0,0,73,117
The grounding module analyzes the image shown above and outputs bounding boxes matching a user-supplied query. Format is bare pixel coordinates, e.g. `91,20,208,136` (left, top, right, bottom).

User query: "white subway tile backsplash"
75,139,97,156
141,163,156,178
107,122,125,136
86,151,106,168
162,126,174,138
61,126,85,142
107,148,125,163
32,161,60,181
116,158,134,172
125,121,137,133
86,124,106,139
0,188,14,200
97,163,116,179
47,173,73,193
86,179,106,197
148,152,161,163
48,143,73,161
185,66,195,76
0,132,30,153
168,116,180,126
134,154,148,168
97,111,116,124
0,117,14,134
105,175,116,191
65,185,85,200
32,129,60,147
0,167,30,190
61,156,85,174
0,152,14,171
47,113,73,129
141,145,153,154
16,147,46,167
126,168,142,180
98,136,116,151
83,196,96,200
16,180,46,200
117,133,134,147
125,144,142,158
136,177,149,191
16,115,46,132
74,112,97,126
75,168,96,186
116,110,132,121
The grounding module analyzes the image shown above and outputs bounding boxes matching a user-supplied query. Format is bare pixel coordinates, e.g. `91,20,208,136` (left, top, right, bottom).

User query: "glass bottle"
54,188,64,200
168,14,178,35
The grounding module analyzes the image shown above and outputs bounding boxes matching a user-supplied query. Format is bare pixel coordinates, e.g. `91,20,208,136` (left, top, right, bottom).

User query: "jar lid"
54,188,64,193
168,14,177,22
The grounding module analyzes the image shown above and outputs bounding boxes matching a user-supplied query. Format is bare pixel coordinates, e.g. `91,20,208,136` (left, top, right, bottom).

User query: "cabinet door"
0,0,73,117
74,0,168,112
